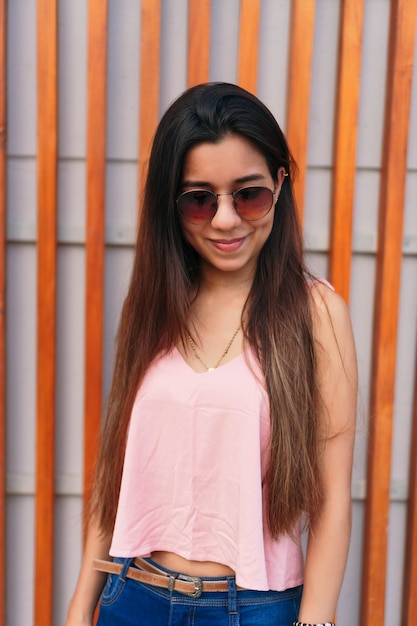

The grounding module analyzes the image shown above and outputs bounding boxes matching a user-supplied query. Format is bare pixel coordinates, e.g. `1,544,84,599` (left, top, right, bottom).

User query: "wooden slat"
329,0,364,303
187,0,210,87
285,0,316,221
360,1,417,623
237,0,261,93
83,0,108,514
138,0,161,204
402,342,417,622
0,1,6,624
34,0,58,624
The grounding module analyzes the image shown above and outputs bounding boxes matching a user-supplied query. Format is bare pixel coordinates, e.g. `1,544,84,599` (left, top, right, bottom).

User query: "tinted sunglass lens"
177,186,274,223
234,187,273,220
178,191,217,224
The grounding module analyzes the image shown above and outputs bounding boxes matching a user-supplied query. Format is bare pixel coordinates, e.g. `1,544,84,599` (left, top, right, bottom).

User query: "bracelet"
293,622,336,626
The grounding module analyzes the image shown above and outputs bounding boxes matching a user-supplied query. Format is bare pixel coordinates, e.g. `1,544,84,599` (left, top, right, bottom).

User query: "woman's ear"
275,166,288,192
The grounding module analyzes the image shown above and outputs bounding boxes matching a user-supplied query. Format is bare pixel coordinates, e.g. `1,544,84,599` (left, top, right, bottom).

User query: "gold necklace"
187,326,241,371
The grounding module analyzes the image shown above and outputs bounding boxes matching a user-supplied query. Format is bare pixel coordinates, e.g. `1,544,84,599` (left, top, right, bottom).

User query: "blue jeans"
97,557,302,625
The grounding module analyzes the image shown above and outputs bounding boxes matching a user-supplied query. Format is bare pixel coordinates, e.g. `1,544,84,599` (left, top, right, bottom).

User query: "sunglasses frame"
176,185,277,225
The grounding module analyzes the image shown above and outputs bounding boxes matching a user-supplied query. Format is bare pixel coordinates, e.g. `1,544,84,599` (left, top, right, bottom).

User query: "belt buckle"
177,573,203,599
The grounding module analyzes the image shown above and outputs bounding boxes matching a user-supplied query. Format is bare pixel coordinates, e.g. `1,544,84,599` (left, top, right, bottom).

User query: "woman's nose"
210,194,242,229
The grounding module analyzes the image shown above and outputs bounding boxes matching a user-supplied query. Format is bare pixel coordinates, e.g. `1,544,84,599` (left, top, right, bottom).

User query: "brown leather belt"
93,557,232,599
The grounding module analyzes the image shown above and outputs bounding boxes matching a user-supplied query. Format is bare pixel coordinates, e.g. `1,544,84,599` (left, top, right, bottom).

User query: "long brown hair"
90,82,322,538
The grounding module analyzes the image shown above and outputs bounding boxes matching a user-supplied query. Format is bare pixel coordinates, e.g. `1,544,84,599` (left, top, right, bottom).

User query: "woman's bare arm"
65,518,112,626
298,283,358,623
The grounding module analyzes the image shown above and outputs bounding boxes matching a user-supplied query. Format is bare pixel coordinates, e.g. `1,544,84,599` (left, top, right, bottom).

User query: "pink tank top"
110,347,304,591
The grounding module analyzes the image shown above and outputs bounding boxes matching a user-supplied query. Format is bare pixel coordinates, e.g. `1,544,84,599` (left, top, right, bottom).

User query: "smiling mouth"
210,237,246,251
211,236,245,244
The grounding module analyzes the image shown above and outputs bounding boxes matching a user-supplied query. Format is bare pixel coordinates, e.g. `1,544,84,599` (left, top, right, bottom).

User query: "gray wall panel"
257,0,291,124
356,0,390,169
6,497,35,626
209,0,240,84
6,244,37,477
7,0,37,157
308,0,340,167
58,0,88,158
107,0,141,160
56,246,86,478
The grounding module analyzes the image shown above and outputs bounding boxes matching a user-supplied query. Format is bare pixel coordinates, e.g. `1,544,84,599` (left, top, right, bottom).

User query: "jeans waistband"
93,556,236,599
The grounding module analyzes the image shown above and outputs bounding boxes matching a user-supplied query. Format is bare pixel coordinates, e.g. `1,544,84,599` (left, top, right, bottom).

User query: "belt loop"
168,575,176,594
119,557,134,582
227,576,239,624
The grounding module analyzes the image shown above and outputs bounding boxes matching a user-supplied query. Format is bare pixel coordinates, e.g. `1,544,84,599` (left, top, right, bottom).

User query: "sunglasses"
176,186,276,225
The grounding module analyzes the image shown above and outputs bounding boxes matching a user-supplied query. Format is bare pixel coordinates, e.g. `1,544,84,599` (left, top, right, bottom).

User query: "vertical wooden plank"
237,0,261,93
138,0,161,203
0,1,6,624
187,0,210,87
329,0,364,303
285,0,316,221
83,0,108,514
34,0,58,624
360,1,417,623
402,343,417,622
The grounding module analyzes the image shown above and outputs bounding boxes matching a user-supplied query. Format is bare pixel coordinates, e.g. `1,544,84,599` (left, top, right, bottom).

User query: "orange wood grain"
329,0,364,303
34,0,58,624
402,341,417,623
83,0,108,516
0,0,6,623
237,0,261,94
285,0,316,222
138,0,161,204
188,0,210,87
360,1,417,623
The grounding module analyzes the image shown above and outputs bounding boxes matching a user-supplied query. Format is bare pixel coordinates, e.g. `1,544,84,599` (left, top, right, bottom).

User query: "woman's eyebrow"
181,173,267,188
235,173,267,184
181,179,211,188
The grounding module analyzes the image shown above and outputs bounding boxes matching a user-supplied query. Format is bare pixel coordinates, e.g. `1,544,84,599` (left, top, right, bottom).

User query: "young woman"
66,82,357,626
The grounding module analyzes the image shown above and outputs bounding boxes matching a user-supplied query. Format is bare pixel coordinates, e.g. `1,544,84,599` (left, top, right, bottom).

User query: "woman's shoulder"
306,276,335,293
306,277,352,338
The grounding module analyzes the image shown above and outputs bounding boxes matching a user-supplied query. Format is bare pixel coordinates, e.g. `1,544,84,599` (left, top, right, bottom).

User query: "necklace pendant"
187,325,241,373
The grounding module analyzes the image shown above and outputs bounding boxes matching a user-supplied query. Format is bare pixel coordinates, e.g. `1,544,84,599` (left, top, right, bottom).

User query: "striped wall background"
1,1,417,624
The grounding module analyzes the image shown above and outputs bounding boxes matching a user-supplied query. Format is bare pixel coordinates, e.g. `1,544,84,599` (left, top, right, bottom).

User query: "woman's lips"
210,237,246,252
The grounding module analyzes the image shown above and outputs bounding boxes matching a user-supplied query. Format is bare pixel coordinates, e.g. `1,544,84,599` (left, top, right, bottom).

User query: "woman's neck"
198,262,255,296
